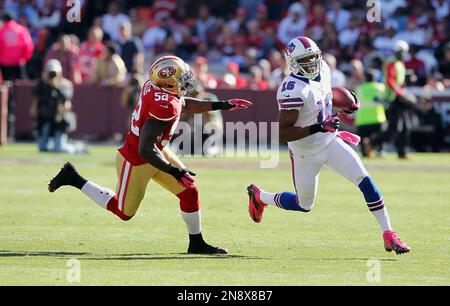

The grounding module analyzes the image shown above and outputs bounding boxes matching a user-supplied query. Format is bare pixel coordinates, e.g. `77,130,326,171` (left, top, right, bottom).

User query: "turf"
0,144,449,286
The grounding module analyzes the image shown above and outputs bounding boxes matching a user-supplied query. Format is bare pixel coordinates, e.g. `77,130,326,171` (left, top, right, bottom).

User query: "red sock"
106,196,132,221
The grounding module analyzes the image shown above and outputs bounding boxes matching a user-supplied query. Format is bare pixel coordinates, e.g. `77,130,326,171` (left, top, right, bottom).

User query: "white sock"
260,191,277,207
181,211,201,235
81,181,115,209
371,207,392,232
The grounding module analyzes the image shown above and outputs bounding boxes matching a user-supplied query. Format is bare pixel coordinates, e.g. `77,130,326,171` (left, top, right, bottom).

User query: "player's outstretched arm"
279,110,311,143
278,110,340,143
183,97,253,113
139,120,196,188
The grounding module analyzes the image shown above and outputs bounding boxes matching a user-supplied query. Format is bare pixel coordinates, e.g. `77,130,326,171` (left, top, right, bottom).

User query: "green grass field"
0,144,449,286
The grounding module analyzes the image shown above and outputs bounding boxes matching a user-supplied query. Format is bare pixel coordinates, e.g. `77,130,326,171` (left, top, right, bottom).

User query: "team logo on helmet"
287,42,296,53
158,66,176,79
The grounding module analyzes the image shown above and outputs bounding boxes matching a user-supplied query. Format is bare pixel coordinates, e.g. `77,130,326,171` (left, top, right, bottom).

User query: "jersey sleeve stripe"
148,112,178,121
279,102,304,108
279,104,303,109
279,101,304,106
278,98,304,103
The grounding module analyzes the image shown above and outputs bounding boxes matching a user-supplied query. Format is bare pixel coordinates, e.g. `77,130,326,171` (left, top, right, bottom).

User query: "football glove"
169,168,196,188
310,117,341,134
322,117,341,132
227,98,253,111
212,99,253,111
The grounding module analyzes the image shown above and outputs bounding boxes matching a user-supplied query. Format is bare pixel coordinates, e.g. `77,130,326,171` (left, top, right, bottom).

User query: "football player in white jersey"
247,36,410,255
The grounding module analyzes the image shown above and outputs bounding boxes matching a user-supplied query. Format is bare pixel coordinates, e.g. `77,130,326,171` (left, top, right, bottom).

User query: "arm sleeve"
385,62,404,97
277,85,305,111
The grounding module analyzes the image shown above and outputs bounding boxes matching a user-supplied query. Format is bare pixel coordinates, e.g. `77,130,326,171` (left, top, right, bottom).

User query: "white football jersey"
276,60,336,155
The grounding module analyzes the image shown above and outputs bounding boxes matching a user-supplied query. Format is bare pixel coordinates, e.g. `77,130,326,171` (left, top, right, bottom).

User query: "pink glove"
323,117,340,133
178,174,195,188
179,171,196,188
228,99,253,111
170,168,196,188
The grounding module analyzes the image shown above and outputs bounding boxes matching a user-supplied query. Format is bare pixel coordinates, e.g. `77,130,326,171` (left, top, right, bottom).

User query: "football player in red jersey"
48,56,252,254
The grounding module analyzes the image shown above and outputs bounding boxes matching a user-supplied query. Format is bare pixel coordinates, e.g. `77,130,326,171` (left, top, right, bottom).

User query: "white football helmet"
284,36,322,80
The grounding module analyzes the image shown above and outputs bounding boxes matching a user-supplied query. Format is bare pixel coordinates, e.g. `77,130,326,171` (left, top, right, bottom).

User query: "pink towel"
337,131,361,147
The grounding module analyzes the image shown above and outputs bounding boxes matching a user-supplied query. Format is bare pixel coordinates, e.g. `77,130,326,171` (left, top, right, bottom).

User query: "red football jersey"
118,80,182,165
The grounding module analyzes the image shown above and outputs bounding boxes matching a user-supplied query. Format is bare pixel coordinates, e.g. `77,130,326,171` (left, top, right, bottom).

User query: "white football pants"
290,137,369,211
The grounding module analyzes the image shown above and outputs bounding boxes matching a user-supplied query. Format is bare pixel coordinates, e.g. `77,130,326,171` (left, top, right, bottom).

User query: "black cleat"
188,243,228,255
48,162,85,192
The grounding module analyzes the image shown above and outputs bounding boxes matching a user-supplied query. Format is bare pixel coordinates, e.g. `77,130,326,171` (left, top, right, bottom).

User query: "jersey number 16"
317,93,333,123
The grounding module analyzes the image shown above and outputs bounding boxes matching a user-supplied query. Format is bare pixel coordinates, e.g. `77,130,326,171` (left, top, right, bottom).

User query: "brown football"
332,87,356,112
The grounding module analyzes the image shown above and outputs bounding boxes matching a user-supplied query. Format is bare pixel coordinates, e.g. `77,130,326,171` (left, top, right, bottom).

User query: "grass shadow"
0,250,90,257
0,250,264,261
85,253,263,261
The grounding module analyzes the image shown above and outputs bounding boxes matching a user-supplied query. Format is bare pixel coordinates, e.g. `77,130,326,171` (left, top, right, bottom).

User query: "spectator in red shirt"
192,56,217,89
79,26,105,83
245,19,263,49
0,10,34,80
222,61,248,89
405,45,427,86
44,33,82,84
249,65,269,90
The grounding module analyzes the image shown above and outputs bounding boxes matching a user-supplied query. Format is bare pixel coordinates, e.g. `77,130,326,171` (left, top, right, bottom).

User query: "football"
332,87,357,112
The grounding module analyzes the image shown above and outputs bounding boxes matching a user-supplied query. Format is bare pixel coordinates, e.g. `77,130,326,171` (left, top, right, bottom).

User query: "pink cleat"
383,230,411,255
247,185,267,223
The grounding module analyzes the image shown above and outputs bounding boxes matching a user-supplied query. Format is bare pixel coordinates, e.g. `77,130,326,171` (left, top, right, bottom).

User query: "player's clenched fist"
309,116,340,134
322,117,340,132
169,168,197,188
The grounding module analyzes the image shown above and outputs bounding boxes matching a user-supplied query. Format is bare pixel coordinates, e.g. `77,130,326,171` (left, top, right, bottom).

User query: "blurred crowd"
0,0,449,91
0,0,449,154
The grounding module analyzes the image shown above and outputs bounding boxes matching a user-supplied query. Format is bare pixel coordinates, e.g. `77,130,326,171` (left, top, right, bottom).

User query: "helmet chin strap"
295,68,320,80
297,69,320,80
